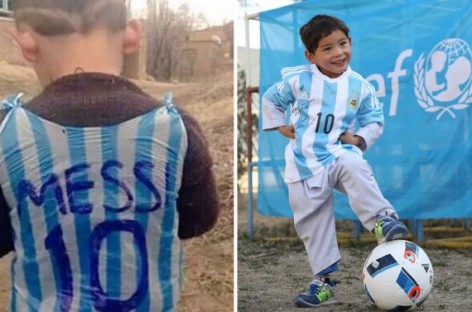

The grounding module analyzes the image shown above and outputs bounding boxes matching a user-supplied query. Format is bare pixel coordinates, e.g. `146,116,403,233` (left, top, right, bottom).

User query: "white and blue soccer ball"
362,240,434,311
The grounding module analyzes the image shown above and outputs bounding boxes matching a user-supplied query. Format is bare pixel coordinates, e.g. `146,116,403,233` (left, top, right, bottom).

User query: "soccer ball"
362,240,434,311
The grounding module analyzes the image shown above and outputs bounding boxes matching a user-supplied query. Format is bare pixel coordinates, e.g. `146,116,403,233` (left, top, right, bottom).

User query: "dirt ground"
237,193,472,312
0,62,234,311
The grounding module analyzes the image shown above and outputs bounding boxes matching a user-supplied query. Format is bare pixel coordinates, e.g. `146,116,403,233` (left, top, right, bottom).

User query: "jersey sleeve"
261,71,295,130
355,81,385,149
176,108,219,239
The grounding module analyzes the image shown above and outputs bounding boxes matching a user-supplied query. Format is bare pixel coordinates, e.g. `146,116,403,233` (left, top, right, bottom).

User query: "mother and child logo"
415,38,472,119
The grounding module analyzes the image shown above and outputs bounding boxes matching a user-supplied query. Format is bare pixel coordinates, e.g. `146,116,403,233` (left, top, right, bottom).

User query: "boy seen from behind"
0,0,219,311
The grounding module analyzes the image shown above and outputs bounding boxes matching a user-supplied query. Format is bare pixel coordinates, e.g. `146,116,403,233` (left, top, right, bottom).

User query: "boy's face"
305,29,352,78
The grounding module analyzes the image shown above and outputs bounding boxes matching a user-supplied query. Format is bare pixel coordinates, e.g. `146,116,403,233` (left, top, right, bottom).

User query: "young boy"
262,14,408,307
0,0,219,311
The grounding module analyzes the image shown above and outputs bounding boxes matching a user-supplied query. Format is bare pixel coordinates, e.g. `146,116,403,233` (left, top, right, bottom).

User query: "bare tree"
146,0,208,81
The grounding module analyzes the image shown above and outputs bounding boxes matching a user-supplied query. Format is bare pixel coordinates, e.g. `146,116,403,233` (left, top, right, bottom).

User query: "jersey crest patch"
348,95,359,110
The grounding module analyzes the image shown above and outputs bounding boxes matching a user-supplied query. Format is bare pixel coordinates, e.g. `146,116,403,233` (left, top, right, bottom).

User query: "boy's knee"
336,152,366,171
333,153,374,182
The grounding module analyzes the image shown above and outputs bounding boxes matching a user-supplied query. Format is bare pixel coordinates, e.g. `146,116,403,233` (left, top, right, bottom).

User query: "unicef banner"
257,0,472,219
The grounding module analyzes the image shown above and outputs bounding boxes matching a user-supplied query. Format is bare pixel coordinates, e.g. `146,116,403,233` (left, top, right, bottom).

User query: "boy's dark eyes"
322,41,347,51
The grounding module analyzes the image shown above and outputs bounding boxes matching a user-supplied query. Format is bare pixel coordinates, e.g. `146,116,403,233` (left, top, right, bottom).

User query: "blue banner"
258,0,472,219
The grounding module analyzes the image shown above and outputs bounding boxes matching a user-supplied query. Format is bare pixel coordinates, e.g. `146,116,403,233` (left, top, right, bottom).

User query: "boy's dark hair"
14,0,128,36
299,14,350,53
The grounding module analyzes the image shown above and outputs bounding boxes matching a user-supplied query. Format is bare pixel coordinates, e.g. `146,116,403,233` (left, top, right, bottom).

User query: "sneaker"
294,278,336,308
374,213,408,243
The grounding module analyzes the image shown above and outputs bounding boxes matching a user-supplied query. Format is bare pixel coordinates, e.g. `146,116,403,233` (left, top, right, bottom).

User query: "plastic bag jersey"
0,95,187,311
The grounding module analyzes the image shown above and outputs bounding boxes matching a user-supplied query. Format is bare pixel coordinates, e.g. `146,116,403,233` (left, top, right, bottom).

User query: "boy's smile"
305,29,352,78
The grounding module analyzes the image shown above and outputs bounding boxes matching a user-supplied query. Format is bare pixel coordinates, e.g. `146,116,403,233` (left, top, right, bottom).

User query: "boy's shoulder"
347,67,370,84
347,69,378,96
281,65,313,78
280,64,313,80
0,93,25,126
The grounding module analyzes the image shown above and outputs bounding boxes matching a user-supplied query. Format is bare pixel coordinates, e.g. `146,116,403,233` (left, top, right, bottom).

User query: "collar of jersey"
311,64,352,82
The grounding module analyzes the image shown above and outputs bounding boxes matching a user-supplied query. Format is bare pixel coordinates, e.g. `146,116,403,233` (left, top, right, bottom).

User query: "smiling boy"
262,14,408,307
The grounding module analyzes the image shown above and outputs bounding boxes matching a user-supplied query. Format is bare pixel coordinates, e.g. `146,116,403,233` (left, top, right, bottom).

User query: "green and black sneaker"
294,278,336,308
374,213,408,244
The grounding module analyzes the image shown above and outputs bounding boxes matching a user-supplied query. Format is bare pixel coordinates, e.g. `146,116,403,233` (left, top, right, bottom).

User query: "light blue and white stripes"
262,64,384,183
0,103,187,312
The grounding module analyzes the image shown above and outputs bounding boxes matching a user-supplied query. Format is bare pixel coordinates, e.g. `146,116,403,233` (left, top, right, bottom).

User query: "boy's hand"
339,131,364,148
278,125,295,139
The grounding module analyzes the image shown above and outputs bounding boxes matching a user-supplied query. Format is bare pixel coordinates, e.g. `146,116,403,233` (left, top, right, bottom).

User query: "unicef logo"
414,38,472,119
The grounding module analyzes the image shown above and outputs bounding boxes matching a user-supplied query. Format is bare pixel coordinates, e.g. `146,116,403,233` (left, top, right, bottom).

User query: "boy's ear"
122,19,142,55
12,27,39,63
304,50,316,64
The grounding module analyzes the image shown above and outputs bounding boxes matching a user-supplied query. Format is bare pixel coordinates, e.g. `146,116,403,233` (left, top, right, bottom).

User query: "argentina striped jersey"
262,64,384,183
0,95,187,312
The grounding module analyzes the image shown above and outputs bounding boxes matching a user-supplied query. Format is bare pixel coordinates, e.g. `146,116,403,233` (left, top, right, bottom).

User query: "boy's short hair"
14,0,128,36
299,14,350,53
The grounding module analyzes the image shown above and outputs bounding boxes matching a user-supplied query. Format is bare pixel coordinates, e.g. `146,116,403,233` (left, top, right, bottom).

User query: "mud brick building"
179,22,233,79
